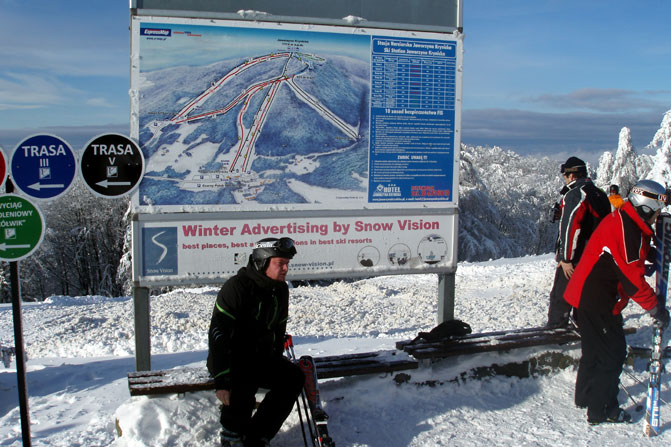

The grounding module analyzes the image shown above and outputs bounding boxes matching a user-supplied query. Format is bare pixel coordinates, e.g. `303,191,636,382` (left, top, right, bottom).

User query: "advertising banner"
135,212,456,286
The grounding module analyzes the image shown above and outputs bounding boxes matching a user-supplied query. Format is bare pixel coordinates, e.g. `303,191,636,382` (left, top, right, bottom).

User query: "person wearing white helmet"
207,237,303,447
564,179,670,425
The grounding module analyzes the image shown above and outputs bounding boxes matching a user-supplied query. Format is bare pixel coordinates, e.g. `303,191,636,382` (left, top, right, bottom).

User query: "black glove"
645,262,656,277
650,305,670,330
550,202,562,223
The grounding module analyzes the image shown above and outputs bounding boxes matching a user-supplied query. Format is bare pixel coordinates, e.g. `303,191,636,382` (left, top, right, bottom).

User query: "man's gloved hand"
645,262,656,277
650,305,670,330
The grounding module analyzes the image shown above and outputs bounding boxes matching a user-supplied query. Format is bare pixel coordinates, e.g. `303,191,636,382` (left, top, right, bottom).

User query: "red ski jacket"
564,201,658,315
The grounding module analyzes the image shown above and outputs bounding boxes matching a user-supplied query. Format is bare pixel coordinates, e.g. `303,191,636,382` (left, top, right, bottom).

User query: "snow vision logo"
142,227,178,276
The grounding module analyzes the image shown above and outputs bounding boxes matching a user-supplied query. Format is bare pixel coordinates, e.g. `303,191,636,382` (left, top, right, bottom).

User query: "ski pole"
285,335,310,447
620,382,644,412
621,367,670,406
285,335,317,447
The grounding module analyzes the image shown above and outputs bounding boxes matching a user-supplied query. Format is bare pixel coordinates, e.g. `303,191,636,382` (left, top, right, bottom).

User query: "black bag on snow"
410,319,471,344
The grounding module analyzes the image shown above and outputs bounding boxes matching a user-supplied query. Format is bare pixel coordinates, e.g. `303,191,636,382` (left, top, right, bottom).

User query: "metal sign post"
10,258,31,447
5,179,35,447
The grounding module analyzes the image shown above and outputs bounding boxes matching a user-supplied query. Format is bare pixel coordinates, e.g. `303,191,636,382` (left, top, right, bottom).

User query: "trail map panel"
131,17,460,212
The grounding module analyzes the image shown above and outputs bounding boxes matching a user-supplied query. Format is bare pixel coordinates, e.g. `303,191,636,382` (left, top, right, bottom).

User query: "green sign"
0,194,45,261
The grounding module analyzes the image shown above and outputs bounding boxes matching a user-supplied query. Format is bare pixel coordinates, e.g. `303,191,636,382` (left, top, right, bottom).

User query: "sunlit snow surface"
0,254,667,446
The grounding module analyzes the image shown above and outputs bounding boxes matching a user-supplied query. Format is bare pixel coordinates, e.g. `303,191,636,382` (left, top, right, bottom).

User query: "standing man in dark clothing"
207,237,304,447
564,179,670,424
547,156,611,328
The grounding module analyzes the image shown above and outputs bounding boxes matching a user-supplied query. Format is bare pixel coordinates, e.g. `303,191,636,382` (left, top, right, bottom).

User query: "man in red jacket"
564,179,670,424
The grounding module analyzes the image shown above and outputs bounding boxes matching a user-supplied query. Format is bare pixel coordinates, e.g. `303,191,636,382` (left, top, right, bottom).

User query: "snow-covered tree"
18,183,129,300
645,109,671,187
458,144,561,261
595,150,614,189
614,127,639,193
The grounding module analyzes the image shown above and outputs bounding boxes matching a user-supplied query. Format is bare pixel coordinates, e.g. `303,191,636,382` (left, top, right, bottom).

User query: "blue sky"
1,0,670,163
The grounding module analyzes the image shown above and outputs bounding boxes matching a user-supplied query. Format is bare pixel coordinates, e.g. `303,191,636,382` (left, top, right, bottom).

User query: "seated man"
207,237,304,447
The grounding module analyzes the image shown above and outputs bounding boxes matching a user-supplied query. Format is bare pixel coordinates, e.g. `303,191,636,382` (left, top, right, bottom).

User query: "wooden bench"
128,349,418,396
128,326,638,396
396,325,636,360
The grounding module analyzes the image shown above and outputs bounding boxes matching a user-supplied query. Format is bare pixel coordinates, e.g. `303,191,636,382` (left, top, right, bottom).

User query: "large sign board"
130,14,462,286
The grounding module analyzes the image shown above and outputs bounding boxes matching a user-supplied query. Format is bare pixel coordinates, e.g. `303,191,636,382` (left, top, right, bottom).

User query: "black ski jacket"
207,261,289,390
555,177,611,264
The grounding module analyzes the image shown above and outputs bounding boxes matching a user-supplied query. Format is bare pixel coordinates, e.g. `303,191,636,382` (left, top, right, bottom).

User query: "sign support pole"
11,260,31,447
437,272,455,323
6,178,32,446
133,286,151,371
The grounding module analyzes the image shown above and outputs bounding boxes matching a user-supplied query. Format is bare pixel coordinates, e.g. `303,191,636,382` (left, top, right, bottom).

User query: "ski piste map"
132,17,458,211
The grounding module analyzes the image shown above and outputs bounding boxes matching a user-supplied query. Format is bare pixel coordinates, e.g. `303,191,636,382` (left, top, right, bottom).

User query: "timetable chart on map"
369,36,457,204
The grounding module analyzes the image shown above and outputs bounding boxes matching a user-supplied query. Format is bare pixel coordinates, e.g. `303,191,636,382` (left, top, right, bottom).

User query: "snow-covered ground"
0,254,668,446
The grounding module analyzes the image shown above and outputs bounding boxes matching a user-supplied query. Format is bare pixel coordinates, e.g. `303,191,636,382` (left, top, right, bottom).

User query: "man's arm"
558,188,588,263
208,282,242,394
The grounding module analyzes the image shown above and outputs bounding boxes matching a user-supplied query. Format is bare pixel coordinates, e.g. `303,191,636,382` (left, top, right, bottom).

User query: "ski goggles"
254,237,295,250
631,186,668,204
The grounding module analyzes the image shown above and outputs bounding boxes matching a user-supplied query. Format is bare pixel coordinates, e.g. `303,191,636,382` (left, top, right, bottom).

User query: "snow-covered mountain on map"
137,52,370,207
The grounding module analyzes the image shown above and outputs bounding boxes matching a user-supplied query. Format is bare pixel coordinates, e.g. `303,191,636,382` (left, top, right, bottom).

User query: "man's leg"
579,311,626,423
249,356,305,441
573,309,592,408
220,375,259,437
547,265,571,327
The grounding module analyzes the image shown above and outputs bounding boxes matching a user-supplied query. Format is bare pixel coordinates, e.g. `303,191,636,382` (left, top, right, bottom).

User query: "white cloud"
86,97,115,108
526,88,671,113
0,103,44,111
0,72,80,108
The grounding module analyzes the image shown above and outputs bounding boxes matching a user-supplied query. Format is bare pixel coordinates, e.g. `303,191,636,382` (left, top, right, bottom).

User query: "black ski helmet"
251,237,297,272
628,179,667,221
560,156,587,176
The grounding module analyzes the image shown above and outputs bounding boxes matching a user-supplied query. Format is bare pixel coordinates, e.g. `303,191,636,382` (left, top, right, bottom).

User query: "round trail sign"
79,133,145,198
0,148,7,191
0,194,45,261
11,134,77,200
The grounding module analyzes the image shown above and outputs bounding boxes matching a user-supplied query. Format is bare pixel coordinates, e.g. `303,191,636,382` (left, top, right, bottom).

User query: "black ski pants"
220,355,304,440
547,265,572,327
574,309,626,421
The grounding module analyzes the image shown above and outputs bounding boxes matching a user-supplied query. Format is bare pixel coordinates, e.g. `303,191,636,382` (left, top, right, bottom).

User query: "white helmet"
628,179,667,219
